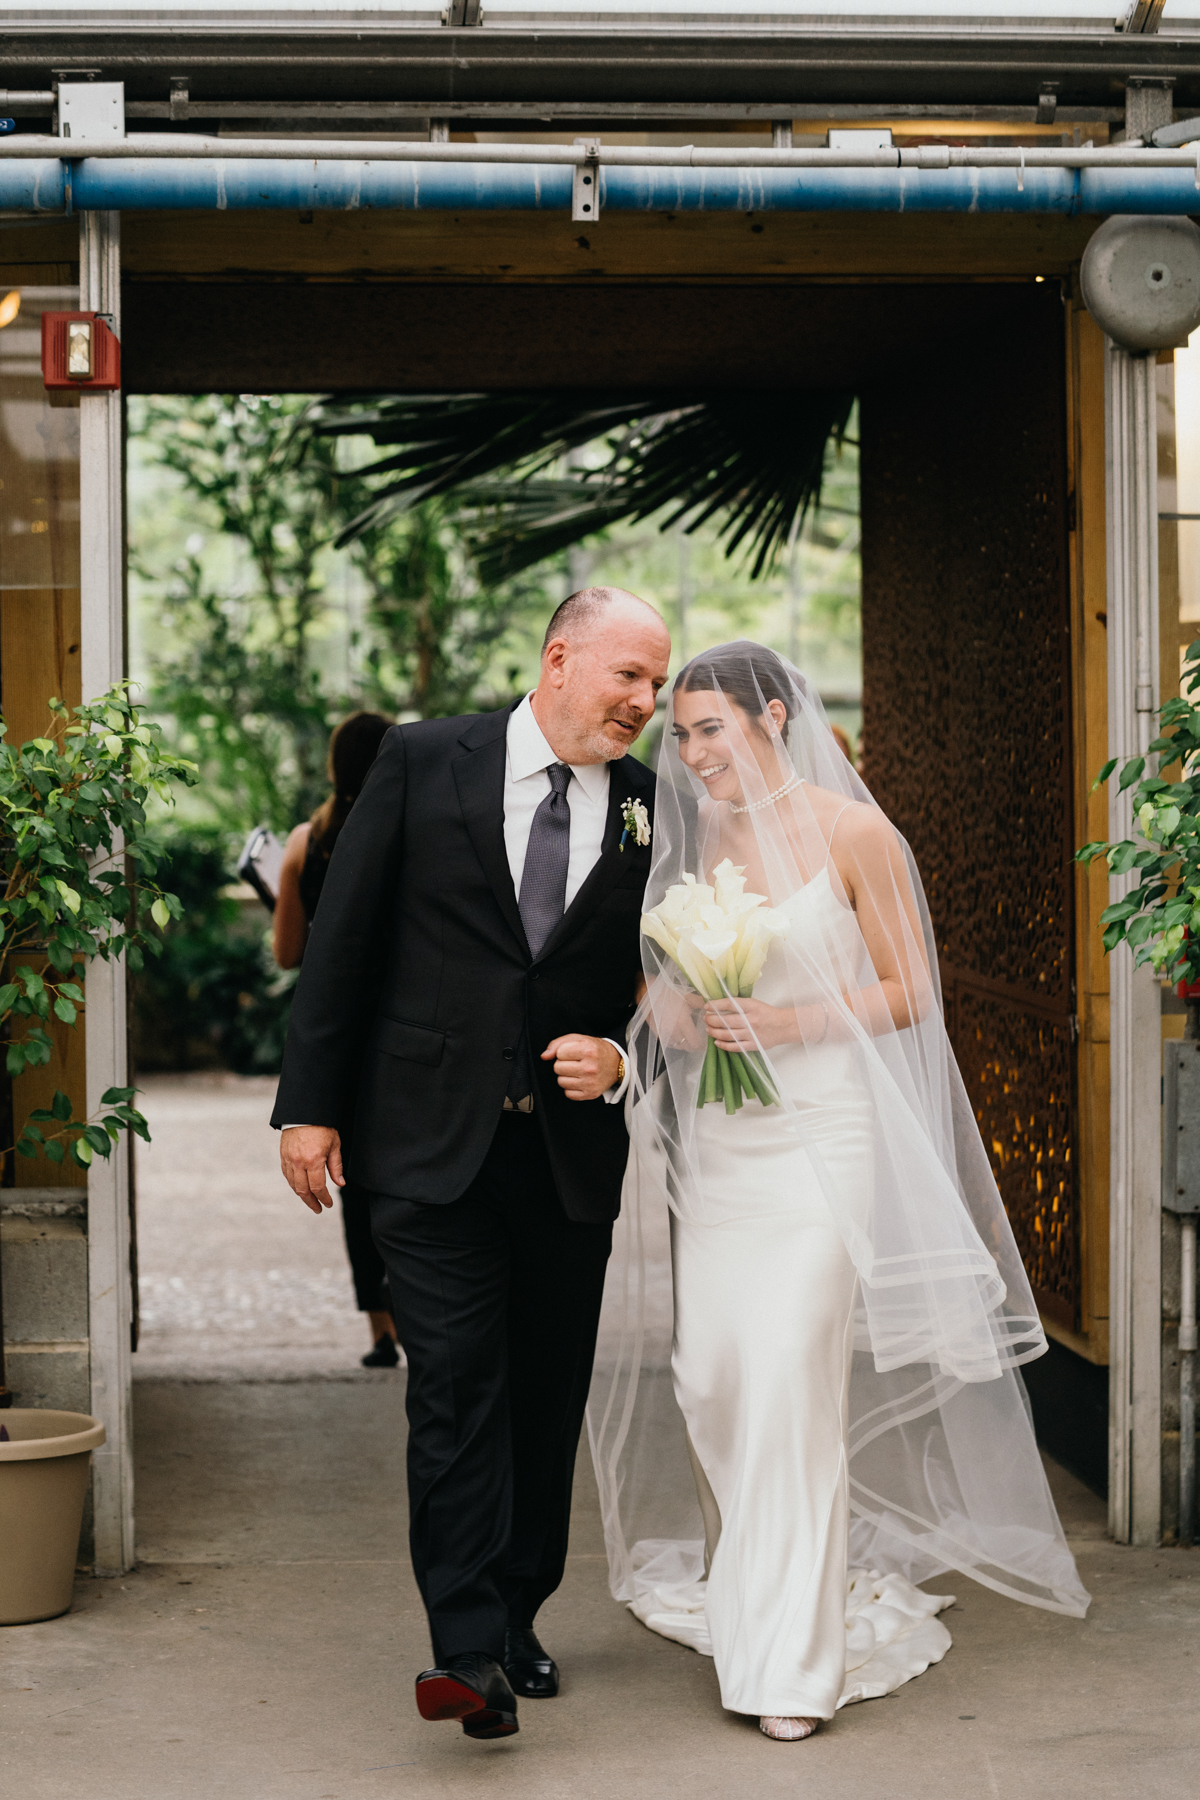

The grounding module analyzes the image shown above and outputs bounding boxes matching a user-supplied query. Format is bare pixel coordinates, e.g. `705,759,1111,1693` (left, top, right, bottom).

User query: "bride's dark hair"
674,642,801,741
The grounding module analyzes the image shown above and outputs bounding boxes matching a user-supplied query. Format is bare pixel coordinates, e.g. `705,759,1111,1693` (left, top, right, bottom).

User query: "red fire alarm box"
41,311,121,391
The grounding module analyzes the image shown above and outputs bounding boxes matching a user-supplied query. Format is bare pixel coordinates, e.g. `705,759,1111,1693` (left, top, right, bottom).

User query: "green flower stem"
738,1049,781,1109
700,1037,718,1107
716,1046,741,1115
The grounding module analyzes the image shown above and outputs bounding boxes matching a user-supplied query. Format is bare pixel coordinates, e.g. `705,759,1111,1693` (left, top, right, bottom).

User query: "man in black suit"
273,587,669,1740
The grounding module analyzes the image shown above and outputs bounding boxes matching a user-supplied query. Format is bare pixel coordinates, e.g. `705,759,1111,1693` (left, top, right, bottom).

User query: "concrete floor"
3,1075,1199,1798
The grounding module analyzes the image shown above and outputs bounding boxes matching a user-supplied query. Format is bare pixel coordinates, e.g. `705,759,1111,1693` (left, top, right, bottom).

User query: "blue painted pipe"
3,156,1200,216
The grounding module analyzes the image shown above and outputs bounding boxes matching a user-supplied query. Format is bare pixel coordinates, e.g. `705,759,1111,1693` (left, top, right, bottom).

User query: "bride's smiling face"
671,687,789,805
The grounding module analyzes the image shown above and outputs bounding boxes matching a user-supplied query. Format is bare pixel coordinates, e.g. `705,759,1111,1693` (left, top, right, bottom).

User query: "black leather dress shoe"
415,1652,519,1739
504,1626,560,1699
361,1334,400,1369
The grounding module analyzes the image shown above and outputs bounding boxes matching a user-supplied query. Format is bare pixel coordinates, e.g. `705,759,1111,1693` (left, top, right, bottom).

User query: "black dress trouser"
369,1112,613,1665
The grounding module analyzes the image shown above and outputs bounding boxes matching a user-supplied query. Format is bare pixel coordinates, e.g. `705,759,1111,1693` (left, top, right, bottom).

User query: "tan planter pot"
0,1409,106,1625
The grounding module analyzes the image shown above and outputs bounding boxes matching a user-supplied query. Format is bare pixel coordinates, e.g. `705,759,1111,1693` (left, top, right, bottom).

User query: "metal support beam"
1106,341,1164,1547
79,209,134,1579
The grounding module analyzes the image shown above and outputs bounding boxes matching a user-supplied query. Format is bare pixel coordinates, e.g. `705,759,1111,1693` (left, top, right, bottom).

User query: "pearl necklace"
730,773,802,814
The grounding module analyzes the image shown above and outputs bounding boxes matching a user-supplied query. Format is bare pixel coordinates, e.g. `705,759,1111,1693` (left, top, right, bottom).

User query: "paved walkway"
3,1075,1198,1799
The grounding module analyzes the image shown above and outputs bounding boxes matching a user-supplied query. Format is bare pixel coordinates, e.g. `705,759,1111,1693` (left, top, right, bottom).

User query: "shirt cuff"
600,1038,631,1105
278,1123,310,1130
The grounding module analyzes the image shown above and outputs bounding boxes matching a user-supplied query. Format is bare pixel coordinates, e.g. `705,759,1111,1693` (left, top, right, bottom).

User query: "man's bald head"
541,586,664,653
532,585,671,765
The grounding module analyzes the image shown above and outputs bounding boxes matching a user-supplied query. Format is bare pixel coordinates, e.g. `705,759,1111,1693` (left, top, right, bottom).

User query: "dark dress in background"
298,829,391,1318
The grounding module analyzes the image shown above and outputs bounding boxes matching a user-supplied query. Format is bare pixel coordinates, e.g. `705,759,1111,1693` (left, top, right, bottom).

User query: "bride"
588,641,1089,1741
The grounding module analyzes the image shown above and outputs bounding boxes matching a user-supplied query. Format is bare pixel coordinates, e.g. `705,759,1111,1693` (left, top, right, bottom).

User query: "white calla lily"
640,861,791,1111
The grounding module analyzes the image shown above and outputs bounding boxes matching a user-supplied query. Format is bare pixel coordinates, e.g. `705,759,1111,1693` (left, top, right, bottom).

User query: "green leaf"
82,1123,112,1157
1102,922,1127,951
50,1089,72,1122
1126,914,1154,947
45,939,74,974
14,1137,37,1158
1164,899,1194,927
0,982,19,1015
19,1124,44,1145
1100,900,1139,925
1109,843,1143,875
72,1137,94,1168
1092,758,1119,789
1157,806,1183,837
44,1139,65,1164
58,983,84,1002
1119,757,1146,791
5,1043,26,1078
100,1086,136,1105
150,896,170,930
52,996,77,1024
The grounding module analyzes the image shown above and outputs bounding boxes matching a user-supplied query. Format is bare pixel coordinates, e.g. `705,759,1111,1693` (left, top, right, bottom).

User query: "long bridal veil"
587,640,1089,1623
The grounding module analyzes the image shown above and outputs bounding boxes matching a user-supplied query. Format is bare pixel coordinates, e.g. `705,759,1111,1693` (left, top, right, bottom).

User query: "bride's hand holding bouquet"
641,859,791,1113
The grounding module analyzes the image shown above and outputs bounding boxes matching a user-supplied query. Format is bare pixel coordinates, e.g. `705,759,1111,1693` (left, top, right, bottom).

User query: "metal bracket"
572,137,601,224
1036,86,1059,127
1119,0,1167,31
169,77,189,123
442,0,481,23
1163,1041,1200,1215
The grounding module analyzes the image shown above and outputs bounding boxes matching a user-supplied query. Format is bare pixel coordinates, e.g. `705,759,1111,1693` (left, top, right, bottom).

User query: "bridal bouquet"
641,859,790,1114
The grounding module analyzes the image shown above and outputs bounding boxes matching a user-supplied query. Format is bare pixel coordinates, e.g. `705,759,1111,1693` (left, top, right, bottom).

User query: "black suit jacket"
270,703,656,1222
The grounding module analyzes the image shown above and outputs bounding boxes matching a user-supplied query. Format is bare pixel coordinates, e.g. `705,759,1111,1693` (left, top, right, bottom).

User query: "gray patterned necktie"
519,762,572,957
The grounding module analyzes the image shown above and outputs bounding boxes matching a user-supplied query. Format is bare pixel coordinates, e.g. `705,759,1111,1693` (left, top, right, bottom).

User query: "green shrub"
131,830,294,1075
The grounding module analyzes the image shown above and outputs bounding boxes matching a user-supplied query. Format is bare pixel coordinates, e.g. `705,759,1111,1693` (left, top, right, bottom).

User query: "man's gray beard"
575,720,641,762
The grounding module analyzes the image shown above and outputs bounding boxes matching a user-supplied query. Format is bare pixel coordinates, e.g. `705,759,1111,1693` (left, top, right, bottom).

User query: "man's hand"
541,1034,621,1102
280,1126,345,1214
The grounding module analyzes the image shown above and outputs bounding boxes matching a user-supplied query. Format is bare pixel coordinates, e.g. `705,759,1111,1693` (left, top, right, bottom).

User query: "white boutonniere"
619,796,651,852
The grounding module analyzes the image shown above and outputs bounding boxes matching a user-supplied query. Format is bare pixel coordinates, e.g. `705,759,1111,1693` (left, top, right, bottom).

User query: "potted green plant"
1075,638,1200,1550
0,684,195,1620
1076,638,1200,1015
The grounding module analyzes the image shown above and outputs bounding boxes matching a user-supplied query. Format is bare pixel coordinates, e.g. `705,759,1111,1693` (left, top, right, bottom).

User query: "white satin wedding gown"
631,865,954,1719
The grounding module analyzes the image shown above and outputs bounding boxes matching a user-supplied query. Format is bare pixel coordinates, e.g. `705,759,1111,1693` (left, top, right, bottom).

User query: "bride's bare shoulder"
802,785,893,855
801,782,870,823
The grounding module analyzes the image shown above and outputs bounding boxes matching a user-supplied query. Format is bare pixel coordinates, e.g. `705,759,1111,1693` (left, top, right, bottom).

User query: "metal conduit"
4,134,1200,214
5,133,1200,170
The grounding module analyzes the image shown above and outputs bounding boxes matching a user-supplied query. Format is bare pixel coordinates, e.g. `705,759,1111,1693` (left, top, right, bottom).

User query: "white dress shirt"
504,694,630,1105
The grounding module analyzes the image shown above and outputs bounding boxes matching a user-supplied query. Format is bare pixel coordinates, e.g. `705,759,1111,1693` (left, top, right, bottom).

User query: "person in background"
274,710,399,1368
830,722,855,765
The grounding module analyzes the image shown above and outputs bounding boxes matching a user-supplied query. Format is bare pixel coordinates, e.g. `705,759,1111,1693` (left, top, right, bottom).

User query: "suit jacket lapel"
534,758,653,964
452,706,530,958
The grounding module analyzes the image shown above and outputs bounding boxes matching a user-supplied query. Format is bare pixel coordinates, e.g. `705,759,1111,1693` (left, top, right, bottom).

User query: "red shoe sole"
415,1673,519,1738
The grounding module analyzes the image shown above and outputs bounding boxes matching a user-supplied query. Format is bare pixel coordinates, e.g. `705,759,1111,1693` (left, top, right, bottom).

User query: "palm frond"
311,389,855,581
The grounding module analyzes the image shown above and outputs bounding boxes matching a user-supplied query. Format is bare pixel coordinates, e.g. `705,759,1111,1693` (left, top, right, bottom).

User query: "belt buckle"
502,1094,534,1114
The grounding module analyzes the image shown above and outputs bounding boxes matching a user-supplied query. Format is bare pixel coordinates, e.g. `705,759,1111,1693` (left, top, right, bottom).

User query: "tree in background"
132,394,343,834
336,485,555,720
